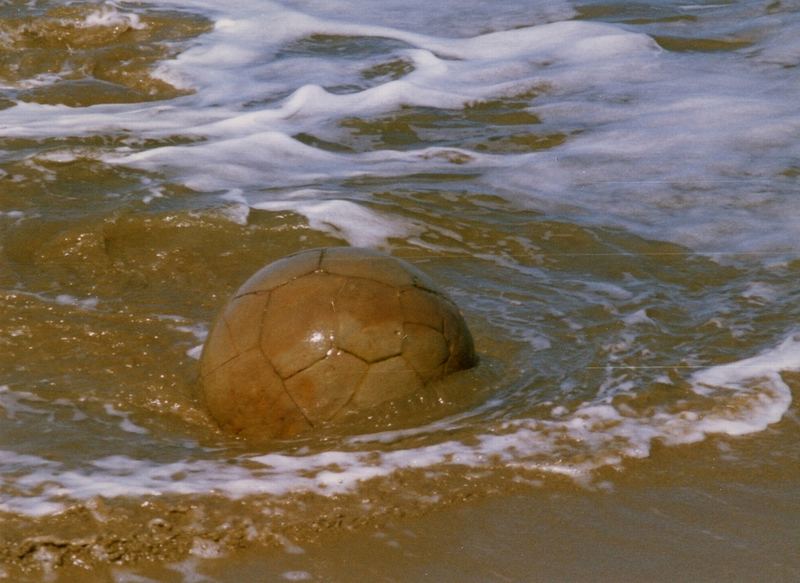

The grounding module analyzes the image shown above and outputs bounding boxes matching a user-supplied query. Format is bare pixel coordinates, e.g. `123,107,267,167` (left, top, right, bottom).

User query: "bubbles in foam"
0,385,48,419
0,331,796,516
189,537,225,559
282,571,313,581
741,282,779,304
622,309,656,327
55,294,100,310
2,0,799,550
2,0,785,258
0,3,668,249
103,404,149,435
253,194,422,247
80,5,147,31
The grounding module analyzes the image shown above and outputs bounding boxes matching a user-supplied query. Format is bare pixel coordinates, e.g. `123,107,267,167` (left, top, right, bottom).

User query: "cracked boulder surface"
199,247,477,439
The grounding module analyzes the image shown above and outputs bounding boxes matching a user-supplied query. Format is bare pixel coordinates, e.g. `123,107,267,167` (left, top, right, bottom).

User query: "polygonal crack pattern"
235,248,323,296
400,287,445,331
201,247,476,437
199,315,238,378
284,350,368,422
353,355,424,409
334,278,404,363
224,291,270,354
203,347,312,438
442,300,477,373
401,322,449,382
322,246,417,288
260,273,343,379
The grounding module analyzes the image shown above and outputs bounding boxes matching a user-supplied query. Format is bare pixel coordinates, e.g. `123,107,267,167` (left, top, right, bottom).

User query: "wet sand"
10,376,797,582
2,1,800,580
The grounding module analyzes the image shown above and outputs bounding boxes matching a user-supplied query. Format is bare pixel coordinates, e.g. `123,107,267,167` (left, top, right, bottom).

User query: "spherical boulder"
200,247,477,438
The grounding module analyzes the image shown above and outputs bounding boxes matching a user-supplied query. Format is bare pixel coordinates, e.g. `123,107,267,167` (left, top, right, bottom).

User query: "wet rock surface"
200,247,477,439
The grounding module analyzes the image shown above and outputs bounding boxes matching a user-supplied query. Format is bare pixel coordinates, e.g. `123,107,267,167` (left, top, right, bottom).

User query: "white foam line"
2,332,796,517
0,385,48,419
0,12,657,138
103,404,150,435
252,198,422,247
80,6,147,31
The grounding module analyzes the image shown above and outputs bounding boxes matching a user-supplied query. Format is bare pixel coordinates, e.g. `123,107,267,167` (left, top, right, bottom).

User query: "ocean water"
1,0,799,580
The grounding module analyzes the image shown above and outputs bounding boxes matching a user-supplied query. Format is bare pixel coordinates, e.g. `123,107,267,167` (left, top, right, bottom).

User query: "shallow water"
1,0,799,579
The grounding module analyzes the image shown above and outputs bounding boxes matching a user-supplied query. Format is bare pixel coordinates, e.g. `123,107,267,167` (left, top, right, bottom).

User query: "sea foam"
3,1,796,257
0,333,795,516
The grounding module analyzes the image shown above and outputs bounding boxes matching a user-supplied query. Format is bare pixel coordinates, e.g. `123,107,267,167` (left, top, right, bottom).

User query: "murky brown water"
2,1,799,580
